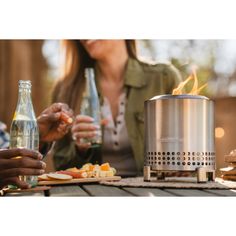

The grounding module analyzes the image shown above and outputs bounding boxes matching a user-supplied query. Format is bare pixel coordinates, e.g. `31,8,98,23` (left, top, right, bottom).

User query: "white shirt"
101,92,137,176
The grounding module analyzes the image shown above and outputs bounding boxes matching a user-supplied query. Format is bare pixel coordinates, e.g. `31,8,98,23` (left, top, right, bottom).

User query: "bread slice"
47,173,72,180
38,174,50,181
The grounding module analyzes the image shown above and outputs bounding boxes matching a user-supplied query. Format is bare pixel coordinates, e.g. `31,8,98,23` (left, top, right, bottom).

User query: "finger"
38,112,61,123
60,112,73,124
0,158,46,170
50,103,69,113
61,107,74,116
1,177,30,189
39,111,73,125
0,168,45,179
0,148,42,160
39,103,70,116
72,131,97,139
75,115,94,123
71,123,99,133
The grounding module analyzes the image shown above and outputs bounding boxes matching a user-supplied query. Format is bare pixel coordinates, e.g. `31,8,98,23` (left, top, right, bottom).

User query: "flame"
172,68,207,95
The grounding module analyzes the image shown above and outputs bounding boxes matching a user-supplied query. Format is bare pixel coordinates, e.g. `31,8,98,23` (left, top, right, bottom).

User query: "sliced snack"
57,170,88,178
38,174,50,181
47,173,73,180
81,163,93,171
110,167,116,175
101,163,110,171
84,163,116,177
93,164,101,171
66,167,80,173
86,171,93,178
93,169,100,178
89,164,95,172
99,171,107,178
105,170,115,177
60,112,73,124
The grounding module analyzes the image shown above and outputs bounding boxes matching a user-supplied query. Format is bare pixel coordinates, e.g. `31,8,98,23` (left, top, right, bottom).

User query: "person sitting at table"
0,103,73,189
52,40,182,177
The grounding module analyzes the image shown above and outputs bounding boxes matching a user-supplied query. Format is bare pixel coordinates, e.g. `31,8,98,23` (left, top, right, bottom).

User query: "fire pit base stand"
144,166,215,183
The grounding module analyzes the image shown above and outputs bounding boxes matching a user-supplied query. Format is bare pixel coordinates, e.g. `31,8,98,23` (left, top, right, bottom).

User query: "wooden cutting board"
38,176,121,186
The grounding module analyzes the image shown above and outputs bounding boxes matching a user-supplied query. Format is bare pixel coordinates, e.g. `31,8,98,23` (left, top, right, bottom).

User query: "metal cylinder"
144,95,215,171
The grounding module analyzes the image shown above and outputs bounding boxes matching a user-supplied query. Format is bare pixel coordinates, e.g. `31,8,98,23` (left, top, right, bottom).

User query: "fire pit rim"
148,94,210,102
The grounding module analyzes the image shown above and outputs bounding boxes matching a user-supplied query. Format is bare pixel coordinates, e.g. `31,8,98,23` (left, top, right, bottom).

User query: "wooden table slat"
49,185,89,197
5,186,49,197
163,188,218,196
203,189,236,196
122,187,174,196
82,184,133,196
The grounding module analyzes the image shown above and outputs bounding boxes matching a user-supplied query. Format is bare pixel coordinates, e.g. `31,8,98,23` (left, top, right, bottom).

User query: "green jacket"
53,58,182,173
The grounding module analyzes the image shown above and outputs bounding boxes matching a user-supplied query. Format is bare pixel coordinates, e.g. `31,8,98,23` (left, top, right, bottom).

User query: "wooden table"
4,182,236,197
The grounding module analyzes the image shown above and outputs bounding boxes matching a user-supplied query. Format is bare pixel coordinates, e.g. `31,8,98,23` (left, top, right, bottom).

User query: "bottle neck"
84,68,97,97
14,87,36,121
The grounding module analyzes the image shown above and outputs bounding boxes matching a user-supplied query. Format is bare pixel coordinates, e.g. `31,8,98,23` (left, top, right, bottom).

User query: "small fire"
172,68,207,95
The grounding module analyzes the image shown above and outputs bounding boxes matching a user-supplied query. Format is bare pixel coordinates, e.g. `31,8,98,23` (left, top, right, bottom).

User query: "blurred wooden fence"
0,40,48,129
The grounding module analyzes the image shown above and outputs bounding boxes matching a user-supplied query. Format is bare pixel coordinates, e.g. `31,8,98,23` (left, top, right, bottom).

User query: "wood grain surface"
38,176,121,186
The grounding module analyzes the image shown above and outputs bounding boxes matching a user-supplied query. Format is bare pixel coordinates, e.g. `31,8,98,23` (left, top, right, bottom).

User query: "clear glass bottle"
10,80,39,187
80,68,102,147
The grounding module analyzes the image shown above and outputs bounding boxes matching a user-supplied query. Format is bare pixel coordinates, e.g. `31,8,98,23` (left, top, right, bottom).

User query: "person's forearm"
39,141,53,157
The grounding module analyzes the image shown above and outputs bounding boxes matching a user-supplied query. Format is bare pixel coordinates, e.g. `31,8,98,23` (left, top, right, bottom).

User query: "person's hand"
37,103,74,143
0,148,45,189
71,115,98,151
71,115,108,152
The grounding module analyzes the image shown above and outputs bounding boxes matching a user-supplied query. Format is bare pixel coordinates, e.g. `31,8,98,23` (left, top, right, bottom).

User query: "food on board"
47,173,73,180
38,174,50,181
38,163,117,182
57,170,88,178
60,112,73,124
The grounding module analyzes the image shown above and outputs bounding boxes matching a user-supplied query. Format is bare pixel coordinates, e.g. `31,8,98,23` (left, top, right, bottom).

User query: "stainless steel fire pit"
144,94,215,182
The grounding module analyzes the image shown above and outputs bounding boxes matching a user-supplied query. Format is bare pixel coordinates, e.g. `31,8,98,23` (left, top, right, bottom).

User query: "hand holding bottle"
71,115,109,151
0,148,45,189
74,68,103,151
37,103,74,142
71,115,100,151
10,80,40,187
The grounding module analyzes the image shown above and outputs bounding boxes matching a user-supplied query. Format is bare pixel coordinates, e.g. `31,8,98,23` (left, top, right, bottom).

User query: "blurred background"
1,39,236,174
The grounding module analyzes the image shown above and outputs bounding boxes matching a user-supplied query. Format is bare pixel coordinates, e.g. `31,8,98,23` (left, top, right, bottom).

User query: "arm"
37,103,73,155
37,103,74,143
